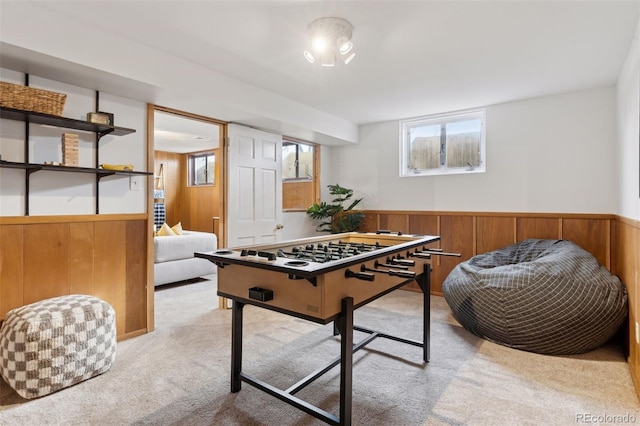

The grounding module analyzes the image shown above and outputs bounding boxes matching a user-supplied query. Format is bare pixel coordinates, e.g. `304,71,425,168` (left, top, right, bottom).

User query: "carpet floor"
1,274,639,425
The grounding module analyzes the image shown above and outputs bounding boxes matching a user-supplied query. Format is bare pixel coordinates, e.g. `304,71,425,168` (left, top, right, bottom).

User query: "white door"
227,124,283,248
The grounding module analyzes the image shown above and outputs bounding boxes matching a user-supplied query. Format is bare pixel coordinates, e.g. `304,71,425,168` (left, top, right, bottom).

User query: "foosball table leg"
231,300,245,393
337,296,354,426
417,263,431,362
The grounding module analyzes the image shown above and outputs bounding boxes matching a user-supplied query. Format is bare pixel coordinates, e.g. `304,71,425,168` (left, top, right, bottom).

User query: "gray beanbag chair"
442,239,627,355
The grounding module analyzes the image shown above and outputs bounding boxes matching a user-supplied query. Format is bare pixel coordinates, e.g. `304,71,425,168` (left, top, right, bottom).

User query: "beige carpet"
1,274,639,425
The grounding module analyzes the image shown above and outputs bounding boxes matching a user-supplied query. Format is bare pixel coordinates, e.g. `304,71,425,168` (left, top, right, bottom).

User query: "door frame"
146,104,228,331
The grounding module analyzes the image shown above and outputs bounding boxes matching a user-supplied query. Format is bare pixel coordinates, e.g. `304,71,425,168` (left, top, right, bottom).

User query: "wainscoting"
612,216,640,396
361,209,640,399
360,210,615,294
1,209,639,399
0,214,149,340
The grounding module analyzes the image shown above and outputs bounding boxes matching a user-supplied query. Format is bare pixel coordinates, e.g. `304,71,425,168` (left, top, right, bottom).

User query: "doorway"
147,106,227,331
152,107,225,239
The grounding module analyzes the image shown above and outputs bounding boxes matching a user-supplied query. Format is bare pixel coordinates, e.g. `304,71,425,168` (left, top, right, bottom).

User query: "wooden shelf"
0,106,136,136
0,89,143,215
0,160,152,178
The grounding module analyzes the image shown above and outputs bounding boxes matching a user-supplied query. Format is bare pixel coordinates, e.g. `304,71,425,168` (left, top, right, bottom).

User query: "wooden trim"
314,145,321,205
218,120,229,309
616,215,640,229
116,328,148,342
153,105,228,126
146,103,156,333
558,218,563,238
0,214,147,225
362,210,618,220
220,122,228,248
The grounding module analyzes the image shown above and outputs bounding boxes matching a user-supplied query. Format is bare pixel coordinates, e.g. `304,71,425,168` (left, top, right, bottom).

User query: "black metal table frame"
226,264,431,426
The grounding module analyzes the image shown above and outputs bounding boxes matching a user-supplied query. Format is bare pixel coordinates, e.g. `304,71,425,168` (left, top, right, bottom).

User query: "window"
188,152,215,186
283,141,314,180
282,140,319,211
400,108,485,177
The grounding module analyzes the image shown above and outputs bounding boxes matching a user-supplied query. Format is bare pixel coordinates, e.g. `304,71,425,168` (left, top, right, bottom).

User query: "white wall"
281,145,335,240
617,17,640,221
0,68,147,216
330,87,618,214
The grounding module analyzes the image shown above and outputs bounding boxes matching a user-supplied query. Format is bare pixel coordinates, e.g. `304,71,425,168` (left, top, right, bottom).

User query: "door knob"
276,224,284,230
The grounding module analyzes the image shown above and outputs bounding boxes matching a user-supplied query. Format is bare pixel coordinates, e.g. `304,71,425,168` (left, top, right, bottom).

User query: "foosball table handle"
360,264,416,279
376,229,403,235
387,269,417,279
408,251,432,259
344,269,375,281
388,257,415,267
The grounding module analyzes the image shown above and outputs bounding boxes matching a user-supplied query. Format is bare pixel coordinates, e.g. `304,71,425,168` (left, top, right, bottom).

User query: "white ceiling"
154,110,220,154
0,1,638,145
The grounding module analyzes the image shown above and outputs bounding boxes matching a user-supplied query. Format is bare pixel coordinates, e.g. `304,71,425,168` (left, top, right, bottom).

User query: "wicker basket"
0,81,67,116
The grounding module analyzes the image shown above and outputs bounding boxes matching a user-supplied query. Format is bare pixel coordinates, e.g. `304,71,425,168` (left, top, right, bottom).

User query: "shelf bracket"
26,165,42,176
96,171,116,181
97,128,115,140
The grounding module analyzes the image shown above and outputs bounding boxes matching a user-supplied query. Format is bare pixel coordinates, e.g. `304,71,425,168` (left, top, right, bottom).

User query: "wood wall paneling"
437,215,475,295
379,214,408,234
69,222,95,295
154,150,218,233
408,215,439,237
476,216,516,254
612,219,639,391
126,220,147,334
0,225,24,317
406,215,441,292
562,218,610,268
516,217,561,241
94,221,128,337
183,184,217,232
1,216,150,338
360,213,379,233
626,222,637,375
360,211,619,295
154,151,181,227
23,223,70,303
283,180,315,211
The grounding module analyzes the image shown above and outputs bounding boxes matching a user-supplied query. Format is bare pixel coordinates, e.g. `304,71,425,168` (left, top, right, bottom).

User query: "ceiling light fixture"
303,17,356,66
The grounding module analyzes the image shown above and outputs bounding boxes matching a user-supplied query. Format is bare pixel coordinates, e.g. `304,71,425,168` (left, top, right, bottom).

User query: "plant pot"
331,210,365,233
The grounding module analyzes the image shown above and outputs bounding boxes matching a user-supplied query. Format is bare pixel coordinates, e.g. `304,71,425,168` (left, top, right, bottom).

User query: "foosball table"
196,231,452,425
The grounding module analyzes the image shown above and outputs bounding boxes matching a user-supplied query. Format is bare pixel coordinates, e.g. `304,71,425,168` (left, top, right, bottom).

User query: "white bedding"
154,230,217,263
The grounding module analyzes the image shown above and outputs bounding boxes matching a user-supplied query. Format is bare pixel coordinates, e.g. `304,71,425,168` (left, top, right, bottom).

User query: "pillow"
171,222,183,235
156,223,177,237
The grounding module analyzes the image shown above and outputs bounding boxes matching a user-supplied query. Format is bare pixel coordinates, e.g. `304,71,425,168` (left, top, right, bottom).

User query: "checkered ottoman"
0,294,116,399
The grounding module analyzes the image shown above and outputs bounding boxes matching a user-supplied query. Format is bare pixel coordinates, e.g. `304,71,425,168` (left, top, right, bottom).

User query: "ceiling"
154,110,220,154
0,1,638,146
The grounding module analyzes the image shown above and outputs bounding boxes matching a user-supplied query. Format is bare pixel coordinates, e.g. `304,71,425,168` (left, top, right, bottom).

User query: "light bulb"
312,36,328,53
343,52,356,64
303,50,315,63
320,51,336,67
337,36,353,55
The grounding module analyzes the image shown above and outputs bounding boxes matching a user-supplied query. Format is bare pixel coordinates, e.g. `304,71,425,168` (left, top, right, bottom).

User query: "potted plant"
306,184,365,233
